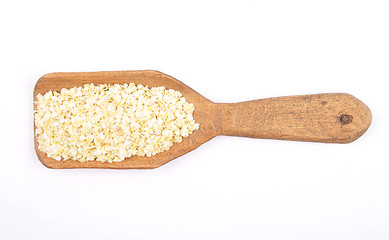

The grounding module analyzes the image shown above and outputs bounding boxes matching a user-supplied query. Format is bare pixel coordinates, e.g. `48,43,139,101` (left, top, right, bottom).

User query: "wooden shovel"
34,70,372,169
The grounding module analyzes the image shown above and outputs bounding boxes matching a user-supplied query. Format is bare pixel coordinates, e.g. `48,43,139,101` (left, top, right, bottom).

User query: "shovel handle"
217,93,371,143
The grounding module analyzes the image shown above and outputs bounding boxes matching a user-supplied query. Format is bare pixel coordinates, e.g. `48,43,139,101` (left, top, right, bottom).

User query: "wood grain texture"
216,93,371,143
33,70,372,169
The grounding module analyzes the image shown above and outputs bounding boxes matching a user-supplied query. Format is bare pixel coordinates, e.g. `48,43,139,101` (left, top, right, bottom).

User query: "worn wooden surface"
33,70,372,169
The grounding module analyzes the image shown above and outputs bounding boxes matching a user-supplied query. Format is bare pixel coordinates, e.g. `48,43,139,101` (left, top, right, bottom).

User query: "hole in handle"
340,114,353,125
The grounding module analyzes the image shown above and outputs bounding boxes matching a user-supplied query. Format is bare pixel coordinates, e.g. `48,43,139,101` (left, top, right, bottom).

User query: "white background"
0,0,388,239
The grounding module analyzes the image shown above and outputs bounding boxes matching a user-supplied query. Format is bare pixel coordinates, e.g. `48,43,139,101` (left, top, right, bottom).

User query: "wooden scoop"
33,70,372,169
